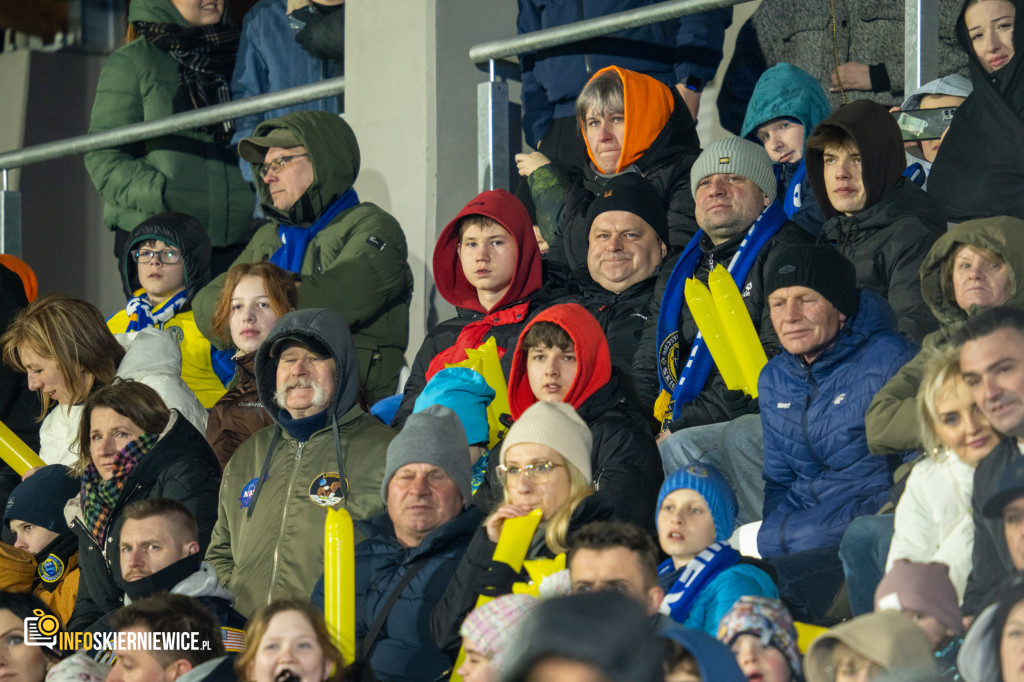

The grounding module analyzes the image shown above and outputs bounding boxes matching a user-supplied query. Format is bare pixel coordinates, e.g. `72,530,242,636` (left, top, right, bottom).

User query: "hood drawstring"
246,429,281,519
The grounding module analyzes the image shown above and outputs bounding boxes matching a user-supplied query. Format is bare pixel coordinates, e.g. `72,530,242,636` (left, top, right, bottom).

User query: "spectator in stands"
432,401,605,660
477,303,662,527
457,594,537,682
867,216,1024,456
655,465,776,635
206,308,392,617
757,246,916,624
894,74,972,189
84,0,254,275
503,592,664,682
107,212,232,408
522,65,702,266
206,261,297,468
805,99,945,343
958,575,1024,682
392,189,541,428
515,1,730,162
928,0,1024,222
716,0,966,133
567,521,664,618
312,406,479,681
0,465,81,623
717,596,803,682
67,379,220,632
192,111,414,404
803,611,935,682
545,174,668,377
660,626,748,682
949,306,1024,618
636,137,812,525
874,560,963,679
236,600,347,682
0,294,209,468
230,0,343,189
107,593,228,682
0,592,63,681
741,62,831,235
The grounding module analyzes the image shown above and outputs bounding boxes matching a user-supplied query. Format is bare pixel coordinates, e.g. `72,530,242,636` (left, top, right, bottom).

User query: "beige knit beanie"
501,402,593,481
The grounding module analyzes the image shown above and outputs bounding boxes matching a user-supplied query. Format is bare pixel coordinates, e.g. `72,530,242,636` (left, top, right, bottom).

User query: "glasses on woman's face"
132,249,182,264
259,153,310,180
496,461,565,484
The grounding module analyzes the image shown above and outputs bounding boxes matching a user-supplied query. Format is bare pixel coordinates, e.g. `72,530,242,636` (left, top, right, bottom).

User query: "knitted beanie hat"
381,404,472,505
502,401,593,482
764,244,860,318
717,596,802,677
690,136,777,202
657,463,737,542
4,464,79,533
584,174,669,245
460,594,538,668
874,559,964,636
413,367,495,446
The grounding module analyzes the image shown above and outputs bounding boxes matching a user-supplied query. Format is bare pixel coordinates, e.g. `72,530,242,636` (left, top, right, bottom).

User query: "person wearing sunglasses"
107,212,234,408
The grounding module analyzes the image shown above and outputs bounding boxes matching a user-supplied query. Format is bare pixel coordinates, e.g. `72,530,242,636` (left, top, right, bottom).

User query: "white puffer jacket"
38,327,208,466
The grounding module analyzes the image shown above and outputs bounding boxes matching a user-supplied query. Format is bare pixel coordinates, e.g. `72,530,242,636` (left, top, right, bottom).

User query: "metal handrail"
0,76,345,171
470,0,742,63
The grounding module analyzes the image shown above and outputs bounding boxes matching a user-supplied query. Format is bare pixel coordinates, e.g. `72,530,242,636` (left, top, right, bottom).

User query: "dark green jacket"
192,111,414,403
84,0,254,246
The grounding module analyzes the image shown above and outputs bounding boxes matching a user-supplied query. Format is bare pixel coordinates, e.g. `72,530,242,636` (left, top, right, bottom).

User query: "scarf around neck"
80,432,158,546
659,541,740,624
270,189,359,272
125,288,188,332
425,301,530,380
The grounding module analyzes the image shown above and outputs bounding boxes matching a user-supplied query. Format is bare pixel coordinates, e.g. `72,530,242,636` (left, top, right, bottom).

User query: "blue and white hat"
657,463,738,542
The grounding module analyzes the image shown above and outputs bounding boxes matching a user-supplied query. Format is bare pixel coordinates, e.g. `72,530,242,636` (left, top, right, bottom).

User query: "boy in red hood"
475,303,663,529
393,189,543,428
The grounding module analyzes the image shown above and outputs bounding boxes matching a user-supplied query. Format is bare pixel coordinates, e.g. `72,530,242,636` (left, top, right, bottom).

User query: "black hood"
120,212,211,304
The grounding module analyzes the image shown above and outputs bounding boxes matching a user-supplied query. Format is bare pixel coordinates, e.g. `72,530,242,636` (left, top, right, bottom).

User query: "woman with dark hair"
0,591,63,681
958,575,1024,681
236,599,349,682
66,379,220,633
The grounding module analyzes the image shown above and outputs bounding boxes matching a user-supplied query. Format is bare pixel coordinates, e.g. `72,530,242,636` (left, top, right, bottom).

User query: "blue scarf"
655,202,788,422
782,162,807,218
659,542,740,625
124,288,188,332
270,188,359,272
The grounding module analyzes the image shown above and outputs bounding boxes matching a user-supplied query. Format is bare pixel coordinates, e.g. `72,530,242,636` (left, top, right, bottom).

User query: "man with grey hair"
206,308,394,617
633,136,813,524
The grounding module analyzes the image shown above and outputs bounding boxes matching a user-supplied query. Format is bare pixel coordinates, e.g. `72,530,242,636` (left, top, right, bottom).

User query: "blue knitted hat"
656,463,738,542
414,367,495,446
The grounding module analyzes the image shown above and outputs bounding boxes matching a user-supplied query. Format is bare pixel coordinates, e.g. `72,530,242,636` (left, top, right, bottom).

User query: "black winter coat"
67,413,221,632
632,222,814,429
819,177,944,344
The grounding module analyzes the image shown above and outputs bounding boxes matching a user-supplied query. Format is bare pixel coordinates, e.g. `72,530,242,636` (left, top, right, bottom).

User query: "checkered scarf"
133,20,240,141
79,432,158,546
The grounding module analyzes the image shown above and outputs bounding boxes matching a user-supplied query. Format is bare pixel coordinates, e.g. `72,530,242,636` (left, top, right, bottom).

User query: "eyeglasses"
259,153,309,179
132,249,182,264
496,461,565,483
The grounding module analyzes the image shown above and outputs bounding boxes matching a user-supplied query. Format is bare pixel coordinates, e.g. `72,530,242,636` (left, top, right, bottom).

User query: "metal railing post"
478,60,511,192
0,169,22,257
905,0,939,94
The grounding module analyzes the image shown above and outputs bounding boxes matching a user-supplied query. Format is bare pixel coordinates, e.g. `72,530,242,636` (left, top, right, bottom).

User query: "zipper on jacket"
801,370,826,466
269,441,307,602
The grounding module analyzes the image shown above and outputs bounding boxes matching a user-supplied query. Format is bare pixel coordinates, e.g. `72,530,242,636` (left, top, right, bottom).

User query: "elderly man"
313,404,482,682
193,111,414,403
756,245,916,623
633,136,812,523
206,308,393,616
547,174,668,375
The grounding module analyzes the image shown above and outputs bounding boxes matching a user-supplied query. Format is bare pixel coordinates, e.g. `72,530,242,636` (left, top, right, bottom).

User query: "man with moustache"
206,308,393,616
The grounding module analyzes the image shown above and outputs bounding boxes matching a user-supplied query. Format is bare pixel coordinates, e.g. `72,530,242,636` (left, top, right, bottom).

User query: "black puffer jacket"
632,222,814,428
67,411,221,632
817,178,944,343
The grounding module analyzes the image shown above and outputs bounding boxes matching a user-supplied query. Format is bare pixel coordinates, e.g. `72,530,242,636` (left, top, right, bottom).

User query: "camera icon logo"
23,608,60,647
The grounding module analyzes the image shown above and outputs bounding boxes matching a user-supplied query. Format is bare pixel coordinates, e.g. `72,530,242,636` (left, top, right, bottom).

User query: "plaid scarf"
133,20,240,141
125,288,188,332
80,432,159,546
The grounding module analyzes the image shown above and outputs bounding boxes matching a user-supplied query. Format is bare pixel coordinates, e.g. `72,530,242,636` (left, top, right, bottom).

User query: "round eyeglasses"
132,249,182,264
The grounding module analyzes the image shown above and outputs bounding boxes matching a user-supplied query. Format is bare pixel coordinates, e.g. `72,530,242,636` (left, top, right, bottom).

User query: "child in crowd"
717,596,802,682
804,611,935,682
0,465,80,623
741,62,831,235
659,625,746,682
874,560,962,680
655,464,777,635
457,593,538,682
107,212,233,407
393,188,542,428
896,75,972,188
412,367,495,494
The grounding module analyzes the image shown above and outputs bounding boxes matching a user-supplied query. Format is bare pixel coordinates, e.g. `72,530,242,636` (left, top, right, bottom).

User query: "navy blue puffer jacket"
757,290,917,557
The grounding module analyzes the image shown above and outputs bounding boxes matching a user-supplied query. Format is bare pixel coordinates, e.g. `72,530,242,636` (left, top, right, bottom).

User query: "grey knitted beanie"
690,136,777,202
501,401,593,482
380,404,472,505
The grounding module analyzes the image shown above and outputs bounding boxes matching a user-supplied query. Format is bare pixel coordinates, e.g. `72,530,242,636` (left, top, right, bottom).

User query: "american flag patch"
222,626,246,652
